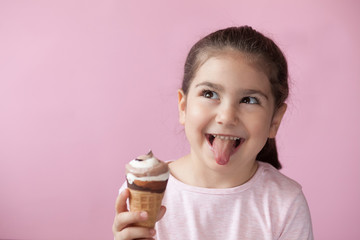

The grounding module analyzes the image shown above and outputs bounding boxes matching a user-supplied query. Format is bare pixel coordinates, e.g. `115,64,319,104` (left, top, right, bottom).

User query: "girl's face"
178,51,286,171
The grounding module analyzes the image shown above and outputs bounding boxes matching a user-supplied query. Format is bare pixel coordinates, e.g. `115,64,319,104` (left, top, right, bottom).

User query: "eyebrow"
195,81,269,100
195,82,224,91
240,89,269,100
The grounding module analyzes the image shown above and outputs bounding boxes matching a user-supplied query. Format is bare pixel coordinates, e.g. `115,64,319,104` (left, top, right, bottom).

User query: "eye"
202,90,219,99
241,96,259,104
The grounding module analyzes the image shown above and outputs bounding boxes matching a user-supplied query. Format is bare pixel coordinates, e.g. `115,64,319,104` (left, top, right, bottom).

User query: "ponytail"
256,138,282,169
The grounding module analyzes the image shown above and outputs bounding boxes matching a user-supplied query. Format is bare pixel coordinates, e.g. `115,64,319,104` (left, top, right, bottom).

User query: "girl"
113,26,313,240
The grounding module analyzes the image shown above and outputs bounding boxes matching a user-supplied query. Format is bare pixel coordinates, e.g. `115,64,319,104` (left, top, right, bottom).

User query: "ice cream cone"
128,189,164,228
125,151,169,228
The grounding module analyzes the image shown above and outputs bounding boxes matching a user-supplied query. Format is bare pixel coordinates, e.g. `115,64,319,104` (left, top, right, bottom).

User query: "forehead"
192,51,271,93
196,47,270,75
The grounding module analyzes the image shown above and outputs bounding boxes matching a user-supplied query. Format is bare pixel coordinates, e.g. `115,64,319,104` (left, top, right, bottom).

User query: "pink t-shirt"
121,161,313,240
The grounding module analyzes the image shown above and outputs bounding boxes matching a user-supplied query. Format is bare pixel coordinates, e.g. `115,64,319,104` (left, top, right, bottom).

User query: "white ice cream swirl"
126,151,169,184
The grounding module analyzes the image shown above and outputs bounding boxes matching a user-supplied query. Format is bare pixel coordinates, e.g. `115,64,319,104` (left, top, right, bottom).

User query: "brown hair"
181,26,289,169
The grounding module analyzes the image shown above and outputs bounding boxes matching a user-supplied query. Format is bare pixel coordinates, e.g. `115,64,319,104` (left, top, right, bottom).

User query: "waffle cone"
128,188,164,228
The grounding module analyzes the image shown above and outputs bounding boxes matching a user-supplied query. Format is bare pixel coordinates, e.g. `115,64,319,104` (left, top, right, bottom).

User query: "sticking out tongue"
212,137,235,165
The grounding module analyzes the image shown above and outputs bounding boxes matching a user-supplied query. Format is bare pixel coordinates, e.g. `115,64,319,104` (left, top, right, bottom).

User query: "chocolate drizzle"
127,179,168,193
135,150,153,161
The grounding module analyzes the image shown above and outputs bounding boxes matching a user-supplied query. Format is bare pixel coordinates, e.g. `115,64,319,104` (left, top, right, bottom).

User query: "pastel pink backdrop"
0,0,359,239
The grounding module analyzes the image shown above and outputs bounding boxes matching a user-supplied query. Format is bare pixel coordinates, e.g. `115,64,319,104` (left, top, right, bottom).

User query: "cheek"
245,112,273,136
185,101,212,130
188,105,204,118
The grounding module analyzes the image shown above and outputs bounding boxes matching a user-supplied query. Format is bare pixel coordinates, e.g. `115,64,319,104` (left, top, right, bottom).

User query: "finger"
115,226,156,240
115,188,130,214
114,210,149,232
156,205,166,221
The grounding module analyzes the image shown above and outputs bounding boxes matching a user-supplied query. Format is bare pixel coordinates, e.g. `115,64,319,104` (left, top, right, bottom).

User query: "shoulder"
258,161,302,189
257,162,313,238
256,161,304,199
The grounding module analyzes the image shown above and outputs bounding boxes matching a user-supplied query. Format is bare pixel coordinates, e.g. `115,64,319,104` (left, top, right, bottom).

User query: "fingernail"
149,228,156,236
140,211,148,219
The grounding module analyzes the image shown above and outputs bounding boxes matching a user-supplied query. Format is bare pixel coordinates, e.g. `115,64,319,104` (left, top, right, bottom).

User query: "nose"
215,103,239,126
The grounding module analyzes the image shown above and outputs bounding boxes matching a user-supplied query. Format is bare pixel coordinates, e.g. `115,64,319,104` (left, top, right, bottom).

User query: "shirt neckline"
168,161,267,195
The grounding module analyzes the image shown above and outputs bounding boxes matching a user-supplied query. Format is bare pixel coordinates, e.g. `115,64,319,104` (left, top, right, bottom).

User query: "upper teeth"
212,134,240,141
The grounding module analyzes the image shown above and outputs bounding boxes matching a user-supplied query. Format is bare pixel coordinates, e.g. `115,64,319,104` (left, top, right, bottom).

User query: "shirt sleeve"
279,190,314,240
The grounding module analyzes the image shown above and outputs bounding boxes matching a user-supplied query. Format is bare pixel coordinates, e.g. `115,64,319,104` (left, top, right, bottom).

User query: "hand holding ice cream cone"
112,188,166,240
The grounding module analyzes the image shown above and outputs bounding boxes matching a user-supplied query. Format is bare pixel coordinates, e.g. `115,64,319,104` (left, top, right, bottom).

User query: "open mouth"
206,134,243,149
205,133,244,165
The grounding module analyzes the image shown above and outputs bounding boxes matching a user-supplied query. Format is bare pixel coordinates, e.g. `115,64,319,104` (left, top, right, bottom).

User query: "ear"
178,89,187,125
269,103,287,138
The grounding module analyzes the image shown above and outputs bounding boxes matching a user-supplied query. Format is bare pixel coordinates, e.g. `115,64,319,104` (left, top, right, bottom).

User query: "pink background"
1,0,359,239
